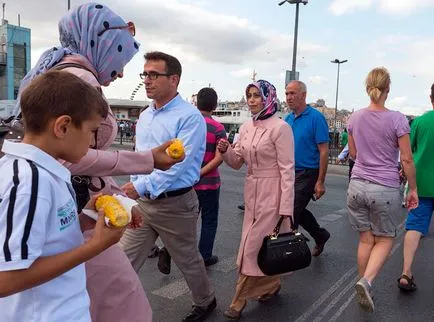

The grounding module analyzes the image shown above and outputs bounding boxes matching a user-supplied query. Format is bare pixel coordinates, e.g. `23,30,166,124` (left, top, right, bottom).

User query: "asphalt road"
113,164,434,322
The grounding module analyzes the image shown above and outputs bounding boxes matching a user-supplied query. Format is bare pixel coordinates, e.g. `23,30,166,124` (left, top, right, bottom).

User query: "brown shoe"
223,302,246,320
312,231,330,257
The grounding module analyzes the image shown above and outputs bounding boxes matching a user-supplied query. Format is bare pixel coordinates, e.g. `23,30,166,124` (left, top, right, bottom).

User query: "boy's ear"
53,115,73,139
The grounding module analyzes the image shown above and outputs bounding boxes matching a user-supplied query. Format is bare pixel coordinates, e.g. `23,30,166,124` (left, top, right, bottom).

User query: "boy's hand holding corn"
88,210,126,253
81,194,126,252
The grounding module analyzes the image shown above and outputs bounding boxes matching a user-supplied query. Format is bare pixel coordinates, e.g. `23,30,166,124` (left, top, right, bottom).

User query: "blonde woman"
347,67,418,312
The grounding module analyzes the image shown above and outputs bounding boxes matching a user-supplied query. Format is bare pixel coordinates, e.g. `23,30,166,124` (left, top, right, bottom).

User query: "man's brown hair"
20,70,108,134
144,51,182,78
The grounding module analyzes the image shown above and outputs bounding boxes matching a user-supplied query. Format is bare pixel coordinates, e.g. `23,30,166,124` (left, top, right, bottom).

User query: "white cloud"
389,96,408,107
309,76,328,85
378,0,434,14
230,68,253,78
329,0,434,15
329,0,373,15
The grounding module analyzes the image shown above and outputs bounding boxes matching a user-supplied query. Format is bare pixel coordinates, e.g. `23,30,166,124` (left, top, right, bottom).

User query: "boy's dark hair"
431,83,434,102
144,51,182,78
20,70,108,134
197,87,218,112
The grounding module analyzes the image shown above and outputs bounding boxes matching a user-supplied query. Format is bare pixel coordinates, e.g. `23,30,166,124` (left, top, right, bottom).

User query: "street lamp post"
331,58,348,145
279,0,308,85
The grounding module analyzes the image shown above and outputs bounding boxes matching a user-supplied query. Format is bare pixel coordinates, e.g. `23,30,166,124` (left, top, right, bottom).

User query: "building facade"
0,21,31,100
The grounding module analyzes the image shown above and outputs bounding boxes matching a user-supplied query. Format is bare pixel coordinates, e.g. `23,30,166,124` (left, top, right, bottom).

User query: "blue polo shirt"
285,105,329,170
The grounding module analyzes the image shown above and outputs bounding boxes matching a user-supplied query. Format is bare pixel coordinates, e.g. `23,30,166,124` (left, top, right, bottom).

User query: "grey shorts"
347,179,401,237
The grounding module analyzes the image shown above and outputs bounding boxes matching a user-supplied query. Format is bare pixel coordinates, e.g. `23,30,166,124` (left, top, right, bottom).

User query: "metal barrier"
113,128,135,145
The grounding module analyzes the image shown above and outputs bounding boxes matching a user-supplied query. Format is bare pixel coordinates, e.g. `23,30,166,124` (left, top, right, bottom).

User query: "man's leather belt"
144,187,192,200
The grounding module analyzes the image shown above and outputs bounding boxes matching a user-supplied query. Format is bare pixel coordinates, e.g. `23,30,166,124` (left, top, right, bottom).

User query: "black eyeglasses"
139,71,171,80
98,21,136,37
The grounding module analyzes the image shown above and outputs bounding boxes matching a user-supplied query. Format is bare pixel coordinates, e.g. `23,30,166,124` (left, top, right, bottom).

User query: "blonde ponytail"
365,67,390,103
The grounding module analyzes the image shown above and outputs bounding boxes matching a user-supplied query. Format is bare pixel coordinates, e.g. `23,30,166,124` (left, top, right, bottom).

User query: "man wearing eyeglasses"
119,51,216,321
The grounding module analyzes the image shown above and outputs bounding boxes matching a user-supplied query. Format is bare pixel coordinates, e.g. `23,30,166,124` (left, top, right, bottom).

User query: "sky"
7,0,434,115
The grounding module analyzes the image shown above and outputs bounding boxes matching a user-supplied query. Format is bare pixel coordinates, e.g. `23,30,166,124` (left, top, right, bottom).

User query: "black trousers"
293,169,329,244
348,159,355,181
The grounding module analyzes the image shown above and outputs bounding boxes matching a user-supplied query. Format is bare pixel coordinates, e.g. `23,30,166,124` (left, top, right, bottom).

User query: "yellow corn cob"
95,195,129,228
166,139,184,159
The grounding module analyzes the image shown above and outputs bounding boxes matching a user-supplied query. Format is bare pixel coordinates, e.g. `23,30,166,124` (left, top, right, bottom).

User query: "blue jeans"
196,188,220,260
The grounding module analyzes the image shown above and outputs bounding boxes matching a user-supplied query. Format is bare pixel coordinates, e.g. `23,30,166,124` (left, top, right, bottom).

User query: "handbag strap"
271,216,295,238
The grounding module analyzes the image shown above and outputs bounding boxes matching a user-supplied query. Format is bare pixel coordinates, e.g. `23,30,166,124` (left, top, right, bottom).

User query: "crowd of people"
0,3,433,322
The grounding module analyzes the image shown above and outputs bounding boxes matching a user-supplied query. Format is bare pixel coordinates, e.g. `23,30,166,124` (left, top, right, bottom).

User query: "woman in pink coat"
218,79,295,320
14,4,180,322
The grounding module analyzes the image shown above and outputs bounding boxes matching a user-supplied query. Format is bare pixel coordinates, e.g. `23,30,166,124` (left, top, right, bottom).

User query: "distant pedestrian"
340,128,348,148
347,67,418,312
335,143,354,180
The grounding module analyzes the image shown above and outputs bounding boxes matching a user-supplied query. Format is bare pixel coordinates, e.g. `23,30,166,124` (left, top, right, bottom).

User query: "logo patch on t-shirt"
57,199,77,231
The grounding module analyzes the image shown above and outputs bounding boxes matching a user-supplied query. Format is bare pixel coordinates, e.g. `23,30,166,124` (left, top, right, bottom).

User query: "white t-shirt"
0,141,90,322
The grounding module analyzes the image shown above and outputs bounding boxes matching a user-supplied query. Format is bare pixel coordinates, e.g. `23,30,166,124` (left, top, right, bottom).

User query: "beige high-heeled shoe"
223,301,247,320
257,285,281,303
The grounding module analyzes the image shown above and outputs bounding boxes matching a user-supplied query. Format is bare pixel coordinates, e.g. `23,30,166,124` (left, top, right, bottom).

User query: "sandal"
397,274,417,292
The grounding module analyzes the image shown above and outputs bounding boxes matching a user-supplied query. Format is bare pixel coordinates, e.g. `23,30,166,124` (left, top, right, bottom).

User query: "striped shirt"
0,141,90,322
194,116,227,191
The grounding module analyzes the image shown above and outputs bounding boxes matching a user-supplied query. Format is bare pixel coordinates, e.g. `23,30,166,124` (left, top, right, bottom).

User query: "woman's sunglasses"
97,21,135,37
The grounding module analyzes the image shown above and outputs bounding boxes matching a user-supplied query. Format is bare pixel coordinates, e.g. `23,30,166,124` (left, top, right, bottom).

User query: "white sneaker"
355,277,375,312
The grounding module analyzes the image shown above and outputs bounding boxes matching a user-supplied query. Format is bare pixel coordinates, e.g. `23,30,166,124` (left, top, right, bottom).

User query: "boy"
0,71,125,321
194,87,227,266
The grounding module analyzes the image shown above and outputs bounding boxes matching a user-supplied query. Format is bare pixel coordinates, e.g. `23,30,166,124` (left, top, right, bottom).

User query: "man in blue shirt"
120,52,216,321
285,80,331,256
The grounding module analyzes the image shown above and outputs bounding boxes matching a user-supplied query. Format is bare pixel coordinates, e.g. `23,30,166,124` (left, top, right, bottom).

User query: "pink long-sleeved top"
58,55,154,194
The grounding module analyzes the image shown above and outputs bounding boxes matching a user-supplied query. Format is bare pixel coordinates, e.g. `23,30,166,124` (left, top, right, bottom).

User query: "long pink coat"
59,55,153,322
223,116,295,276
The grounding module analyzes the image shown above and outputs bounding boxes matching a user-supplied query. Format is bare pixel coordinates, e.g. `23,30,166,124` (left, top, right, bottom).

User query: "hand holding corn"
95,195,130,228
166,139,185,159
151,140,185,171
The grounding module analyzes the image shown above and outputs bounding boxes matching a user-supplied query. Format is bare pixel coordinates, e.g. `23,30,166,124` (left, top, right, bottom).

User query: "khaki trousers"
119,189,215,307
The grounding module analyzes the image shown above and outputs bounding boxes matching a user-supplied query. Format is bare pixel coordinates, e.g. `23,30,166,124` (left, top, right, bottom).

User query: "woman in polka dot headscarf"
14,2,139,96
13,3,163,322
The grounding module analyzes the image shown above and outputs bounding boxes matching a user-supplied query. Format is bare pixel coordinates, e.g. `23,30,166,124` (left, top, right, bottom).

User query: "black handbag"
257,216,311,276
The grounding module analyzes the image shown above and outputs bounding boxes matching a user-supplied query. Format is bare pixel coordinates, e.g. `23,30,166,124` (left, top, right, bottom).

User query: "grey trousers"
119,189,215,307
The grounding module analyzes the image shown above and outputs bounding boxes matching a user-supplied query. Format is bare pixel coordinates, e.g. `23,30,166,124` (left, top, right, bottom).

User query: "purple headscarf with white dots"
14,2,139,115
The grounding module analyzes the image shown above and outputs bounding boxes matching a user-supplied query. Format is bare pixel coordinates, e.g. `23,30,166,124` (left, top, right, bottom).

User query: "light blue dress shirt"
132,94,206,199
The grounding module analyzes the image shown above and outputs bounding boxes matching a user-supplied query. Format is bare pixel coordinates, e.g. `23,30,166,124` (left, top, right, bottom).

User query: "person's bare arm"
399,134,416,191
348,133,357,160
200,149,223,178
399,134,418,210
314,143,329,199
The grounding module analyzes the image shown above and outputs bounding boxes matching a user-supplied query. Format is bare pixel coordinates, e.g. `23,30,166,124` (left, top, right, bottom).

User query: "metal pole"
68,0,71,10
292,2,300,73
334,62,340,136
